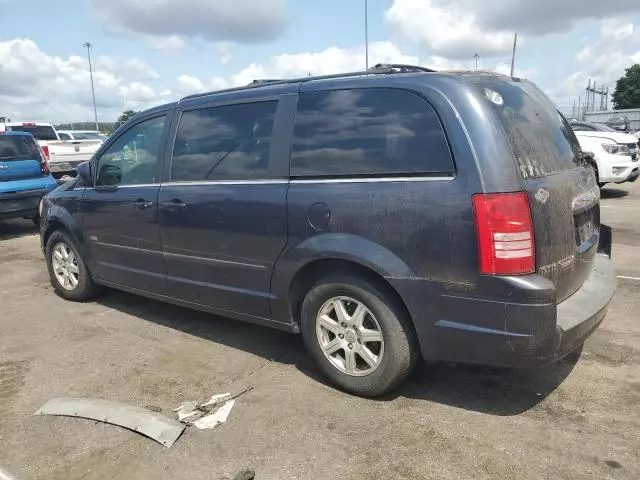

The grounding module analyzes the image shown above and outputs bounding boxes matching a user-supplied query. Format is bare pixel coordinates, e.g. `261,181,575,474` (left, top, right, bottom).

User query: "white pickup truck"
0,122,103,177
570,121,640,186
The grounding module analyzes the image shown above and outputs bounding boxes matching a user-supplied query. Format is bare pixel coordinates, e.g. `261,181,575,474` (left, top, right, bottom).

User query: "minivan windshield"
467,76,581,179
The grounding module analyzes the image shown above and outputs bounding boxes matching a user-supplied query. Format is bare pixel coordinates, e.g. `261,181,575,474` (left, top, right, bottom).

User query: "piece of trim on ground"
34,397,185,447
0,467,16,480
617,275,640,281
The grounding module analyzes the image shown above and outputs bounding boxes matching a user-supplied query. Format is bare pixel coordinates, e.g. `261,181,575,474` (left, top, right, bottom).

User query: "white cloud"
386,0,515,59
386,0,640,59
546,18,640,108
89,0,289,45
124,58,160,80
176,74,206,93
0,38,166,122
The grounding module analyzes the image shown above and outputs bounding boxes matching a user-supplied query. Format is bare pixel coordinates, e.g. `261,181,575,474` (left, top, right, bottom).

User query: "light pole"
473,53,480,71
83,42,99,132
364,0,369,70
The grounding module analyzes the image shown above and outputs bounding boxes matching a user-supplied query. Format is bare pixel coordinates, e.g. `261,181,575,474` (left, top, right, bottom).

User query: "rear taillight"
38,145,50,175
472,192,535,275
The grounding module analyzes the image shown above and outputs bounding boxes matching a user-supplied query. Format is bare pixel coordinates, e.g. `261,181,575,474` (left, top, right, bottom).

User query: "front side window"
290,88,454,177
171,101,278,181
95,115,166,187
58,133,72,140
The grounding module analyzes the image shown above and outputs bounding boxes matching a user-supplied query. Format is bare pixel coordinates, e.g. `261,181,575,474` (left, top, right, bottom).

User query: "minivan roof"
142,65,523,116
177,64,520,104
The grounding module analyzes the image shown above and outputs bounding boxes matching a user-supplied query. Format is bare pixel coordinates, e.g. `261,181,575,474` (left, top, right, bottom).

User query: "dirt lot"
1,183,639,480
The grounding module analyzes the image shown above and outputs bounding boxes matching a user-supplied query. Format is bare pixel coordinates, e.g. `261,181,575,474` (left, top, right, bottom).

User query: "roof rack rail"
181,64,437,101
368,63,437,73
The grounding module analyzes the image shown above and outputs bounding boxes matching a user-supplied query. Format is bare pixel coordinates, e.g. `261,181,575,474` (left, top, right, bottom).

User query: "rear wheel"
45,230,96,301
300,275,419,397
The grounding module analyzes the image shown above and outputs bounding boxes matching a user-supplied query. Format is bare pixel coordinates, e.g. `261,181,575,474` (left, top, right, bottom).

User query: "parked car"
57,130,108,142
0,131,58,223
570,121,639,186
38,66,616,396
1,122,102,178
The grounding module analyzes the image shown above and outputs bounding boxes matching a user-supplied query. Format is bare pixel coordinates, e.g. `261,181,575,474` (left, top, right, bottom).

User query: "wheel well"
288,258,414,330
43,220,69,249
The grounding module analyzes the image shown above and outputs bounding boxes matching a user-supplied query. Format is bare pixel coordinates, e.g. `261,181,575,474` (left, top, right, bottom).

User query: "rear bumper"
49,160,86,176
0,180,56,220
390,230,616,368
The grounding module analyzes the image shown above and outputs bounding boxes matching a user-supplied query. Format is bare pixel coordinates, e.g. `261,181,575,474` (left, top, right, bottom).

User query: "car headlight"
38,199,44,217
602,143,631,155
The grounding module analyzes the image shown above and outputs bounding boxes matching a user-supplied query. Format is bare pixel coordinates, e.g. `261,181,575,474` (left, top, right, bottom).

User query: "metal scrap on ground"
34,397,185,447
174,386,253,429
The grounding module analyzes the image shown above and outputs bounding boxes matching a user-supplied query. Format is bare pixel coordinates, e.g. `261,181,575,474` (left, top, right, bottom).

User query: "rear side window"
290,88,454,178
7,125,58,141
0,135,41,161
468,77,581,179
171,101,278,181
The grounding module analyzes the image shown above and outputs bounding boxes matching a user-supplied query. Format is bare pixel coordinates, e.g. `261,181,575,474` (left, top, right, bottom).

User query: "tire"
300,275,419,397
45,229,96,301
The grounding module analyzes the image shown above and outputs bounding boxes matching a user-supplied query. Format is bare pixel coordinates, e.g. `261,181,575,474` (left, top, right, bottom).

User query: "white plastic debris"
201,392,231,407
173,401,198,421
193,400,235,430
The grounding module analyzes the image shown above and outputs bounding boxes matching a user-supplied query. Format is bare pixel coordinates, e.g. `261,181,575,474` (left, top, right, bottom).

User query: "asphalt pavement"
0,183,639,480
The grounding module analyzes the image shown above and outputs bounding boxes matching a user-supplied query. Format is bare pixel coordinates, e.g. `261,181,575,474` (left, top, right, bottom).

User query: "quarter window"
95,115,166,187
290,88,454,177
171,101,278,181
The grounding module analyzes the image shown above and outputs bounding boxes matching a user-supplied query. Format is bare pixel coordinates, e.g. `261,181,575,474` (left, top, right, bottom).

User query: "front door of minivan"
80,113,171,293
158,97,292,320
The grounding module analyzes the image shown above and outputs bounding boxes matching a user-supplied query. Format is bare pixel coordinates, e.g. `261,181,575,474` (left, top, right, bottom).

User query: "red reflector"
472,192,535,275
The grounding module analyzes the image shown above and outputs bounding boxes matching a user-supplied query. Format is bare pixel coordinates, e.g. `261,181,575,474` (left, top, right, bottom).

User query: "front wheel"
45,230,96,301
300,275,419,397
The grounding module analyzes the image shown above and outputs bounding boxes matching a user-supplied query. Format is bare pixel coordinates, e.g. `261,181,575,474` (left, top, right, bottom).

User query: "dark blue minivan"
39,66,616,396
0,131,57,223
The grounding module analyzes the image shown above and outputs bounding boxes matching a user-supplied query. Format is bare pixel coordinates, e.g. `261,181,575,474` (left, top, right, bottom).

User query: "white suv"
571,121,639,186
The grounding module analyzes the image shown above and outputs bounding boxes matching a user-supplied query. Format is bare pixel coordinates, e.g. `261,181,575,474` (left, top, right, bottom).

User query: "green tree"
117,110,139,124
612,64,640,110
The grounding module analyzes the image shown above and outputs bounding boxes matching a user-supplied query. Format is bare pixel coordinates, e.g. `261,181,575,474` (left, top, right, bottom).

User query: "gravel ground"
0,183,639,480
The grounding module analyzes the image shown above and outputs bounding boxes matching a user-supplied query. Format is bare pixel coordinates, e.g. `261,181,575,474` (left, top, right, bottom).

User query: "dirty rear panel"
465,76,599,302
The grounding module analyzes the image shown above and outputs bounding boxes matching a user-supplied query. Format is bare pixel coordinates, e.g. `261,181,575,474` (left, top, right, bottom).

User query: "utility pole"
364,0,369,70
510,33,518,77
83,42,99,132
473,53,480,71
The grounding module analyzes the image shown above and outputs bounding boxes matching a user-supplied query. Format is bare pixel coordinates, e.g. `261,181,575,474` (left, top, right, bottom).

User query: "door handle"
159,198,187,208
133,199,154,210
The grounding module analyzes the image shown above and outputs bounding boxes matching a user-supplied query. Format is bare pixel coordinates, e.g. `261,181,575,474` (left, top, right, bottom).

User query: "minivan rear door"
468,77,600,302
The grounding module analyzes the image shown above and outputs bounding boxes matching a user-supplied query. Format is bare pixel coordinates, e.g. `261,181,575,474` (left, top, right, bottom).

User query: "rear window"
73,132,104,140
468,77,581,179
0,135,41,161
290,88,454,178
7,125,58,141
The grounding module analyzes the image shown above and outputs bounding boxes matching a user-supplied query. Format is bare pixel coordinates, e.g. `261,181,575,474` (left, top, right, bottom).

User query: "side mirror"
98,163,122,186
76,161,92,187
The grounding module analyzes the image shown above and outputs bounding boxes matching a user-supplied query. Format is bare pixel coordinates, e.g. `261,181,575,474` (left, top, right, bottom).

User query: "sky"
1,0,640,123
